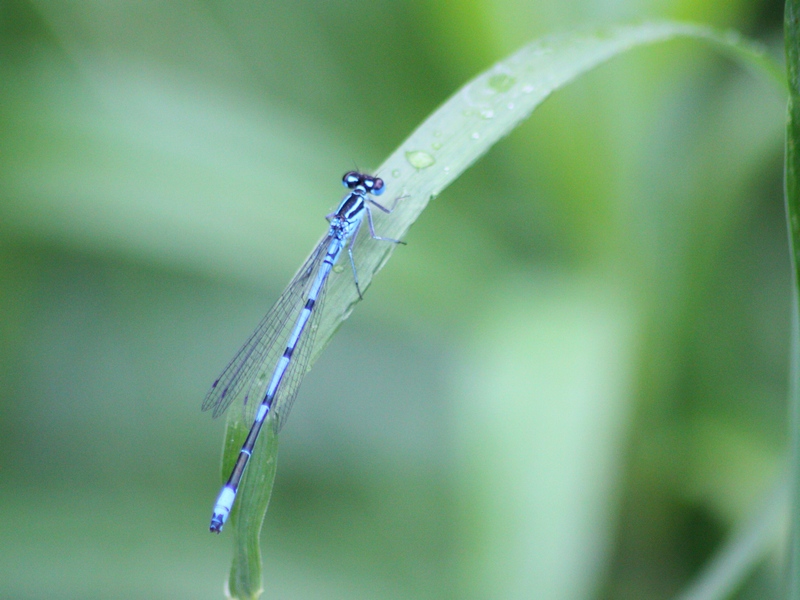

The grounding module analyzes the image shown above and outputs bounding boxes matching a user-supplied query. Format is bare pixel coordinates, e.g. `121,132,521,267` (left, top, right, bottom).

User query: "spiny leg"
348,217,364,299
366,203,406,245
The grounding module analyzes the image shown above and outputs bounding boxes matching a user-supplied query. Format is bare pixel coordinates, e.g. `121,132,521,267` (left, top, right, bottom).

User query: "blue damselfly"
202,171,402,533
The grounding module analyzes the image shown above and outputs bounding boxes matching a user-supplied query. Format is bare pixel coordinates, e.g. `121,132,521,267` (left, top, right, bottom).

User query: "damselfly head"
342,171,385,196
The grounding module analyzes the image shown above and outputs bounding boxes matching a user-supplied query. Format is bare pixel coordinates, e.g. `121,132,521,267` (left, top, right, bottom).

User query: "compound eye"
369,178,385,196
342,171,361,189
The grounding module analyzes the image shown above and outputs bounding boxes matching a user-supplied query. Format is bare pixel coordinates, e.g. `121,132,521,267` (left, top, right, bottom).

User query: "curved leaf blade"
223,20,783,598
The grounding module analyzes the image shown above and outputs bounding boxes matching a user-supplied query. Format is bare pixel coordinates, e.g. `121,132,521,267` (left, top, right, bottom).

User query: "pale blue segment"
212,486,236,528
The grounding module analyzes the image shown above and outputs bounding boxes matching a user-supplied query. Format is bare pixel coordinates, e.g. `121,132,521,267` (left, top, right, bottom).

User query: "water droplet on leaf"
488,73,516,93
405,150,435,169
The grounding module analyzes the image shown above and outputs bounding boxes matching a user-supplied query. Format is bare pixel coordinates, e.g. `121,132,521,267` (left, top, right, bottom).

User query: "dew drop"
522,84,535,93
487,73,516,93
507,102,515,110
333,265,345,273
433,130,443,137
471,132,480,140
479,109,495,120
431,141,442,150
392,169,401,178
405,150,436,169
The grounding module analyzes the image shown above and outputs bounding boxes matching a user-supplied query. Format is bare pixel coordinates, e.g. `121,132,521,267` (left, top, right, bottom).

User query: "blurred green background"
0,1,789,599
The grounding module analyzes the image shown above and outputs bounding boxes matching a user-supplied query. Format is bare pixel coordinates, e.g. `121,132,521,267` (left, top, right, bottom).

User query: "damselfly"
202,171,403,533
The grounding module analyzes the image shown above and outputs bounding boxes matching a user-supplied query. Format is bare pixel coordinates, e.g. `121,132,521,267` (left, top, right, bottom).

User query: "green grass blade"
222,20,785,598
671,478,788,600
315,21,783,364
223,413,279,600
785,1,800,598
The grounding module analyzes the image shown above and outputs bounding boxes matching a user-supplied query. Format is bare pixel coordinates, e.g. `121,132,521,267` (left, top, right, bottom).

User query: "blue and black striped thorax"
330,190,366,237
328,171,385,241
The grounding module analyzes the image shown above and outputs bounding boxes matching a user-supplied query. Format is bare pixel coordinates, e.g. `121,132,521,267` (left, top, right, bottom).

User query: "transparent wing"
201,239,329,420
269,269,329,432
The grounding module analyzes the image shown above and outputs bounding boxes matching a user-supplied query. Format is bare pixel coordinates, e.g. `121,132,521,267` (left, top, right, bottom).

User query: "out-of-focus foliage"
0,1,787,599
783,1,799,599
